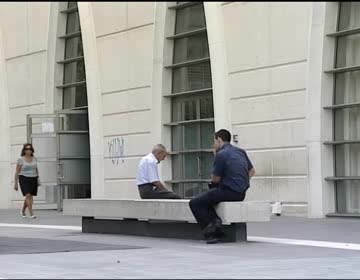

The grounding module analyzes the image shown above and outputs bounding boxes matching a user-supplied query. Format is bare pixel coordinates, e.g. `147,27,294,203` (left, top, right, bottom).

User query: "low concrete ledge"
63,199,271,224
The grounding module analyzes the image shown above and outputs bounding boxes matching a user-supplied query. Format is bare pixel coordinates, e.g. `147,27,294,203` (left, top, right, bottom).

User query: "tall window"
166,2,214,198
58,2,87,110
325,2,360,214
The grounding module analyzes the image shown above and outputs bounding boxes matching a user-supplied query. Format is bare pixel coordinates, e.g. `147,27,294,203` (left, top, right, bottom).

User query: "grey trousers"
138,183,181,199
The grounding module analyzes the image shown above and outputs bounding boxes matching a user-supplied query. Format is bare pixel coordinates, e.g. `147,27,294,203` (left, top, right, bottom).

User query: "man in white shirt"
136,144,181,199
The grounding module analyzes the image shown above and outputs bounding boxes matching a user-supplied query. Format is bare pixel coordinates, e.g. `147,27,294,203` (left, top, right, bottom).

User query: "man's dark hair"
215,129,231,142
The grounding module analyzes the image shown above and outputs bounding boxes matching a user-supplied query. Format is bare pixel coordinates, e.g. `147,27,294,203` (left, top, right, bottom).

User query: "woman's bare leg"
26,194,33,216
22,198,27,215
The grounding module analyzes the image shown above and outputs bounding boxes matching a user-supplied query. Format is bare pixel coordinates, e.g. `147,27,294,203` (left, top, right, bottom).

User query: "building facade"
0,2,357,218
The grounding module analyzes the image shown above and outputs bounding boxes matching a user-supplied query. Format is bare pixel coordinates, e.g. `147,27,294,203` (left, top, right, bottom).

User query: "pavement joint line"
249,236,360,251
0,223,81,231
2,223,360,251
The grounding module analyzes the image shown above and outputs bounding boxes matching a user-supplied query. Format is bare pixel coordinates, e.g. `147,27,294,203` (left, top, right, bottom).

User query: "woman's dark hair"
214,129,231,142
21,143,35,157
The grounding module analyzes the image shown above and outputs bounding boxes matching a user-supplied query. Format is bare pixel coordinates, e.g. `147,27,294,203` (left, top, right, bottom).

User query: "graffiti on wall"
108,137,125,165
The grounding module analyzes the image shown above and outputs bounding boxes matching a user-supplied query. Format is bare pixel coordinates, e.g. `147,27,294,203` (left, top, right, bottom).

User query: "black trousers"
189,185,246,230
138,183,181,199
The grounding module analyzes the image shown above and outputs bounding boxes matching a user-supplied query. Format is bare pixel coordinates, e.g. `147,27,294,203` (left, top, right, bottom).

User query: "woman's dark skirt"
19,175,38,196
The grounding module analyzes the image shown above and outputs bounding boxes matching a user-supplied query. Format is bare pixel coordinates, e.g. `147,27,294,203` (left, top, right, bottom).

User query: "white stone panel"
127,26,154,89
104,134,151,158
6,52,46,108
28,2,50,53
223,2,310,72
246,177,307,203
97,25,154,93
127,2,155,28
11,144,23,164
6,57,29,108
10,126,27,146
231,90,305,124
9,104,44,127
248,148,307,176
92,2,127,37
104,158,141,180
97,32,129,93
102,87,151,115
232,120,305,150
0,3,28,58
28,52,47,105
102,110,151,136
229,62,306,99
104,180,140,199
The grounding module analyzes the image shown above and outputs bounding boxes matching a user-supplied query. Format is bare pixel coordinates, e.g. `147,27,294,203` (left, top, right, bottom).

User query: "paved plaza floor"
0,209,360,278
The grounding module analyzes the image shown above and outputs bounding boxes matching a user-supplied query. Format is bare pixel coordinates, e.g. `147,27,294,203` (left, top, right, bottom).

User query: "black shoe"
205,235,219,244
203,223,217,236
215,228,225,239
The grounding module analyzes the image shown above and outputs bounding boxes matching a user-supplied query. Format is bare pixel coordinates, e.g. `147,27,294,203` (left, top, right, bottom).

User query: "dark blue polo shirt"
212,143,253,193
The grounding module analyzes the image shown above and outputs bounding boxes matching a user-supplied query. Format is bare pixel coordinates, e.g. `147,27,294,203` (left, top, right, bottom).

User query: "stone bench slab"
63,199,271,224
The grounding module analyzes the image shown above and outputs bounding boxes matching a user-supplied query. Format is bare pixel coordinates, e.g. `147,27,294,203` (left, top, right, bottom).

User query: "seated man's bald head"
152,144,168,162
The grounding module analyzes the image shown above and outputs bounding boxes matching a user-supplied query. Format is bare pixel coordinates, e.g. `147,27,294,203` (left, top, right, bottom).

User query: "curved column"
78,2,105,199
0,28,11,208
306,2,338,217
204,2,231,131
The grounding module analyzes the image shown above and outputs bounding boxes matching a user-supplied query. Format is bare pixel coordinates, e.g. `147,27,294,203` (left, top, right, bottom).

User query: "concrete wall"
91,2,156,199
0,2,335,217
220,2,311,214
0,3,51,208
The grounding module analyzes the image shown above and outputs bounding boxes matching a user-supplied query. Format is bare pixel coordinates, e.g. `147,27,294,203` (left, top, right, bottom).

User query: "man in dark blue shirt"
189,129,255,244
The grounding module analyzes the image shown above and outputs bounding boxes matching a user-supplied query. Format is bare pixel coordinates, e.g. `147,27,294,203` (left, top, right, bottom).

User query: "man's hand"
211,175,221,184
14,183,18,191
249,167,255,178
152,181,167,191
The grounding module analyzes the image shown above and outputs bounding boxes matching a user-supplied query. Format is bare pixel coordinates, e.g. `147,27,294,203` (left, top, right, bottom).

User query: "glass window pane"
338,2,360,31
171,126,183,151
184,124,200,150
66,11,80,34
172,98,183,122
200,95,214,119
335,144,360,177
63,85,87,109
172,62,212,93
172,154,183,180
200,152,214,179
336,180,360,214
184,99,197,121
184,182,207,198
335,71,360,105
63,60,86,84
65,37,83,59
58,113,89,131
334,107,360,141
336,34,360,68
173,34,209,64
175,4,206,34
68,2,77,9
200,122,214,149
184,153,199,179
75,86,88,107
172,183,184,198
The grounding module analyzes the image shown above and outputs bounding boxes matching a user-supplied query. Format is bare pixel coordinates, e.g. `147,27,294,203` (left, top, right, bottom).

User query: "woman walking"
14,143,40,218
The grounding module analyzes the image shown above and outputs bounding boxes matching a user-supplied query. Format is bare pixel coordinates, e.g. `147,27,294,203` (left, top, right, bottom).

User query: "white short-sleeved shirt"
17,157,38,177
136,153,160,185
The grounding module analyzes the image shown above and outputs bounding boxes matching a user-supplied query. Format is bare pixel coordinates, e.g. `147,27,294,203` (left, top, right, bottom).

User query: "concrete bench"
63,199,271,242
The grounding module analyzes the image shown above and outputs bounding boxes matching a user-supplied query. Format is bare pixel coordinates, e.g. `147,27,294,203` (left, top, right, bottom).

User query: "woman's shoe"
20,212,26,218
30,215,36,219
